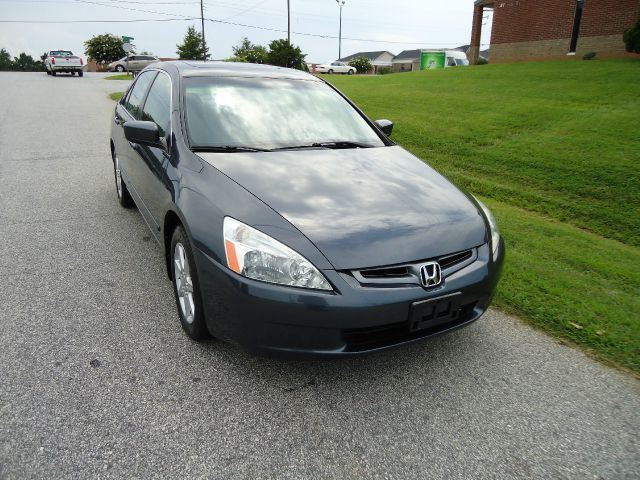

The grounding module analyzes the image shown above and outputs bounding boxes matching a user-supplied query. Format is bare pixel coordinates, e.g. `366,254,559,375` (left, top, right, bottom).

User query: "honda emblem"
419,262,442,288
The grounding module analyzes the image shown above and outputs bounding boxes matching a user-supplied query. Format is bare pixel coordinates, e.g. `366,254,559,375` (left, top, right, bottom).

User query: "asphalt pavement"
0,71,638,479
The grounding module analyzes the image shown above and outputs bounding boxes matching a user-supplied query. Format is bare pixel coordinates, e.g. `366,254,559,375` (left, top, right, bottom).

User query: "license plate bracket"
409,293,462,332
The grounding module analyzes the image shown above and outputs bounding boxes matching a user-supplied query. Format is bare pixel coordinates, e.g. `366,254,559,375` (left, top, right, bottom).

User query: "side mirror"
124,120,165,150
375,119,394,136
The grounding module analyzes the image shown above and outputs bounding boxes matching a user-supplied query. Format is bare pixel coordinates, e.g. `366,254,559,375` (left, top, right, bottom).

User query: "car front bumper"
194,240,504,357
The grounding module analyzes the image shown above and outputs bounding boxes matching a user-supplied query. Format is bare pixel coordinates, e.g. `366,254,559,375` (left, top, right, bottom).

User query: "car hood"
197,146,487,270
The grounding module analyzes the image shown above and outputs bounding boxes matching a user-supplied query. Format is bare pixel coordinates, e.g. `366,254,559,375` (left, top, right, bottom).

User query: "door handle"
114,115,121,125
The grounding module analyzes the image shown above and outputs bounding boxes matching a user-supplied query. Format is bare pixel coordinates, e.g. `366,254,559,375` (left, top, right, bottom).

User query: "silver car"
109,55,159,72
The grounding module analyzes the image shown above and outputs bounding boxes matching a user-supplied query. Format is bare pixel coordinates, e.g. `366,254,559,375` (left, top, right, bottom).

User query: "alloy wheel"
174,243,195,324
114,155,123,199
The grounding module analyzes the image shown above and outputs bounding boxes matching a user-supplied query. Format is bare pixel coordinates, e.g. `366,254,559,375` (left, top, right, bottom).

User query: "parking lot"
0,72,638,479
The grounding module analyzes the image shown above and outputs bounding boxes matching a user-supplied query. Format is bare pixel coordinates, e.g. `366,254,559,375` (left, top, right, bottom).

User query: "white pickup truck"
42,50,84,76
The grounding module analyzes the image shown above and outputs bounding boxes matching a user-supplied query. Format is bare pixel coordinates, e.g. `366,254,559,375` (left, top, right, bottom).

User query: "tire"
71,71,75,76
171,226,208,340
78,70,83,77
51,70,56,76
112,149,135,208
348,69,354,75
115,65,125,72
328,69,334,74
46,70,51,76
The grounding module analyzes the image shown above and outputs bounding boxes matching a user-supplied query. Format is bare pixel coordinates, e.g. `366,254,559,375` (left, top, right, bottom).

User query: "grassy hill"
328,60,640,373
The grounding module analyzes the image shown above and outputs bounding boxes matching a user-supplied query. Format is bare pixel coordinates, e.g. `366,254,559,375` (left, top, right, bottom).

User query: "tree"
12,53,41,71
0,48,12,71
232,37,268,64
348,56,372,74
84,34,125,65
177,25,210,60
623,17,640,54
267,39,306,70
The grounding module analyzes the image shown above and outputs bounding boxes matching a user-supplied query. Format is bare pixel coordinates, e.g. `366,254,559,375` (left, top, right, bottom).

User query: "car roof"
158,61,321,81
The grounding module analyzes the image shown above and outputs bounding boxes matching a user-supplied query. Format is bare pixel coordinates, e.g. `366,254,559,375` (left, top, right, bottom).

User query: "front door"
131,71,174,235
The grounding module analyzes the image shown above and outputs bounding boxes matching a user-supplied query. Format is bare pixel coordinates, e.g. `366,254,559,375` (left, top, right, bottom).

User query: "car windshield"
184,76,385,150
455,58,469,66
51,50,73,56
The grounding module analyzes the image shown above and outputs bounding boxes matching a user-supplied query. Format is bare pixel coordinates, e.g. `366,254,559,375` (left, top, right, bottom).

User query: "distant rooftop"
338,51,394,62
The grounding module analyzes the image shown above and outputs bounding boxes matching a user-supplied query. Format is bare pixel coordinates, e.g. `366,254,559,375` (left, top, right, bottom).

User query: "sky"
0,0,493,62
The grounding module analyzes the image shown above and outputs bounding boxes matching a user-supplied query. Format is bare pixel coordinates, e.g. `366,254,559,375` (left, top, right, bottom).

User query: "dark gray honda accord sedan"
110,61,504,356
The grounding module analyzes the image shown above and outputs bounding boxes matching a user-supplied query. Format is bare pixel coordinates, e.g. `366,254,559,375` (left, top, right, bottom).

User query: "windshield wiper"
271,141,375,151
191,145,269,153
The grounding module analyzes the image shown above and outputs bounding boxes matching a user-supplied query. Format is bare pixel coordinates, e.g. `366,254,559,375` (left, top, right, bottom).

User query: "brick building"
469,0,640,63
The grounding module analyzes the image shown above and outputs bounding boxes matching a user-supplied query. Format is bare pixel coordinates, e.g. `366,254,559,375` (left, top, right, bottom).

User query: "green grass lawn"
328,59,640,373
109,91,124,101
106,74,133,81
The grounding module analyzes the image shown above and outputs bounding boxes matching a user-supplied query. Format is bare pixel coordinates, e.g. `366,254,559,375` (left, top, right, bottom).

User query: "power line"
204,17,477,46
71,0,194,18
0,7,486,47
221,0,269,22
0,0,198,3
0,18,198,23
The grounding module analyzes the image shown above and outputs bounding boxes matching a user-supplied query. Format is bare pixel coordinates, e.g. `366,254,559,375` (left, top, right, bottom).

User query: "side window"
124,71,157,119
140,73,171,138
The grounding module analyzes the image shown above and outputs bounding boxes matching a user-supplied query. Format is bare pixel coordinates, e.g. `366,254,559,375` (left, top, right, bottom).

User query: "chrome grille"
350,248,477,287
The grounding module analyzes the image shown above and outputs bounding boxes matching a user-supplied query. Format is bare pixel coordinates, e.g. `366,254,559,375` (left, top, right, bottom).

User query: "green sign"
122,36,135,43
420,51,445,70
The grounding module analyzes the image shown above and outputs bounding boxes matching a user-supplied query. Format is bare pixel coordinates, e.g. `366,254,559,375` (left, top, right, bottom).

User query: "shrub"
476,57,489,65
582,51,597,60
232,37,268,64
623,17,640,54
267,39,307,70
348,56,372,74
377,67,392,75
84,34,125,65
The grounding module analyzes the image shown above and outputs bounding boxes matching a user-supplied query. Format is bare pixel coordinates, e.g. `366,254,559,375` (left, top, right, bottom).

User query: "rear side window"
140,72,171,138
124,70,157,119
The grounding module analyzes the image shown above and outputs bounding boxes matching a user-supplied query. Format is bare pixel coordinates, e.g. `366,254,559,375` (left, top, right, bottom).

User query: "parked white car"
314,61,356,75
42,50,84,76
108,55,160,72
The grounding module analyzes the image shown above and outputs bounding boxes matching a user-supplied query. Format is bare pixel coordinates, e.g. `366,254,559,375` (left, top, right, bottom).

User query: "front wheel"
78,70,83,77
348,69,354,75
328,69,334,74
115,65,125,72
51,70,56,76
171,227,208,340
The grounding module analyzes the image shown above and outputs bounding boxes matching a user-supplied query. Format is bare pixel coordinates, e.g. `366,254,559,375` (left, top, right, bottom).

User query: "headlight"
473,197,501,261
223,217,332,291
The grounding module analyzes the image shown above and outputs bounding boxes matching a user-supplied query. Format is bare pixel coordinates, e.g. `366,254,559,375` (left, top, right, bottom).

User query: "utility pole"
287,0,291,43
336,0,345,59
200,0,207,61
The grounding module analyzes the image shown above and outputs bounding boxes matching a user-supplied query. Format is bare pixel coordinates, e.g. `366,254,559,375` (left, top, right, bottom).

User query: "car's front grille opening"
349,248,477,287
342,301,478,352
360,266,410,279
439,249,473,270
